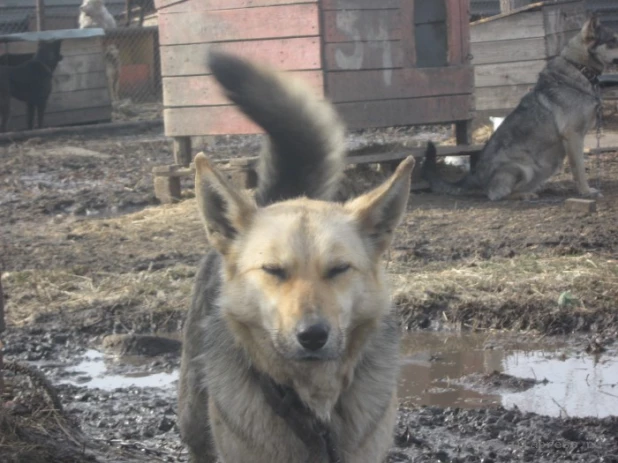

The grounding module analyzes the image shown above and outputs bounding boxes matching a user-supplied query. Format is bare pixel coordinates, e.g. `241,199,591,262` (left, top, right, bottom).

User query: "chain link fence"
0,0,161,132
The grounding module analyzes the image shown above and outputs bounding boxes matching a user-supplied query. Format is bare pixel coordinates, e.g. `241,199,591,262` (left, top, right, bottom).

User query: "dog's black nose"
296,322,330,351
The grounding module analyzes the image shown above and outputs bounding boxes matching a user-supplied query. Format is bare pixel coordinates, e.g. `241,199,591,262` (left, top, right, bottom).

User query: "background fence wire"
1,1,616,132
0,0,161,128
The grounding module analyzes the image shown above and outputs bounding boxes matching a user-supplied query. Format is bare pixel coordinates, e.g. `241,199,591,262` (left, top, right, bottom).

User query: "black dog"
125,0,155,27
0,40,63,132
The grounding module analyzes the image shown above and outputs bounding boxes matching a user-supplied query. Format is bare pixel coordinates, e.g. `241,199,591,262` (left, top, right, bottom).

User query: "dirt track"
1,126,618,462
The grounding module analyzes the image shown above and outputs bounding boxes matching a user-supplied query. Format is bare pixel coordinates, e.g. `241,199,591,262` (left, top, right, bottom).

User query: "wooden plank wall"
543,1,585,58
471,0,585,114
0,37,112,131
156,0,323,136
323,0,474,130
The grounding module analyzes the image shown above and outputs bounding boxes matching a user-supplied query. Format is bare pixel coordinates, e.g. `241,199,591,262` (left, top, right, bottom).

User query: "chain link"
594,83,603,191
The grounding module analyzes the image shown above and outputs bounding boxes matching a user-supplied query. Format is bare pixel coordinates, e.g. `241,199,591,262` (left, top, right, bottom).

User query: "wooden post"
173,137,192,166
500,0,528,13
0,264,5,395
36,0,46,31
455,120,479,172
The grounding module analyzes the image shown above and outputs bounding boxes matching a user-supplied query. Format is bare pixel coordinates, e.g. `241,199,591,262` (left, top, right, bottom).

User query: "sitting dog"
104,44,121,101
0,40,63,132
422,16,618,200
177,51,414,463
125,0,155,27
78,0,120,101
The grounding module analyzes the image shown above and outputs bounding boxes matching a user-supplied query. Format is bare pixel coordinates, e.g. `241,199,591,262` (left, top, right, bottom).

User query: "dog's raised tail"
421,142,476,196
208,50,346,206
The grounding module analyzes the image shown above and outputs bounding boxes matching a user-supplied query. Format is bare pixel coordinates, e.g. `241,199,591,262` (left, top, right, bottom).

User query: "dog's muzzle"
275,318,342,361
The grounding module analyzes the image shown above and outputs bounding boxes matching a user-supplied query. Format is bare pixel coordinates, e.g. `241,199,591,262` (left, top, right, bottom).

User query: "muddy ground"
1,124,617,462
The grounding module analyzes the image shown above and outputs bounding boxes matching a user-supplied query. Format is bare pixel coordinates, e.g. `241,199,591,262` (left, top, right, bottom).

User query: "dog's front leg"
36,101,47,130
0,98,10,133
26,103,35,130
563,135,601,197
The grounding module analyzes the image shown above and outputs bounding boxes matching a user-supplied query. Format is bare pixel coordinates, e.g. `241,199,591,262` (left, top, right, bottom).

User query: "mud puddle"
55,349,178,390
399,332,618,418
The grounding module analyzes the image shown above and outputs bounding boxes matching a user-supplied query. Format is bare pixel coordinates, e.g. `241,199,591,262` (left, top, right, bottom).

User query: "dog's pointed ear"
194,153,257,254
582,15,601,44
345,156,414,257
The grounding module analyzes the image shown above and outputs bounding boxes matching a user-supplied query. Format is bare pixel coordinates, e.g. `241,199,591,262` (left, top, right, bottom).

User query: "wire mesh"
470,0,618,29
0,0,161,132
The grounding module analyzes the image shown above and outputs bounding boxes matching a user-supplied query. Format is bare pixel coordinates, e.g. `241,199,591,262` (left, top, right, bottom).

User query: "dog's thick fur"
423,16,618,200
0,40,63,132
178,51,415,463
79,0,117,29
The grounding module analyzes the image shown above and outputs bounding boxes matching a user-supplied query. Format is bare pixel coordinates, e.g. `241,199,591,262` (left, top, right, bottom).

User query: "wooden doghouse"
153,0,475,203
0,29,112,131
471,0,586,117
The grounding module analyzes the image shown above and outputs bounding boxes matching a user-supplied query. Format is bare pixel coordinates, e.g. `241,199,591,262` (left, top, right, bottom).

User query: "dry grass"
0,372,82,463
391,253,618,333
3,264,194,329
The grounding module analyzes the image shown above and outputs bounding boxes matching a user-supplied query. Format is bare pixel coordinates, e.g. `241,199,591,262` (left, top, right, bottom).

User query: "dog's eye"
261,265,287,280
326,263,351,279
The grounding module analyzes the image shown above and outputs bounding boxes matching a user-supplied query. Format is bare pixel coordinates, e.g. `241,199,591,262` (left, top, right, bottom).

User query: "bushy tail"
208,50,346,206
421,142,476,196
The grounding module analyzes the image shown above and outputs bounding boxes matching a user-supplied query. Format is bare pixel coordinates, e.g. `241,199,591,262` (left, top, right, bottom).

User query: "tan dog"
104,44,120,101
177,51,414,463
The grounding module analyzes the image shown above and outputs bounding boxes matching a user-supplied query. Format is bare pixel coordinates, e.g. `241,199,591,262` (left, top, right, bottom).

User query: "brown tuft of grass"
3,264,194,328
390,253,618,334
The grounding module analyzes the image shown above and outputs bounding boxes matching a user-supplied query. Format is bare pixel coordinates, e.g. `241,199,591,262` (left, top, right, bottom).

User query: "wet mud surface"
2,126,618,461
4,322,618,462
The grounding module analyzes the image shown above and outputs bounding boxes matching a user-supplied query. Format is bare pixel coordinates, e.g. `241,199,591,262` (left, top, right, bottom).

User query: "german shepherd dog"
422,16,618,200
178,51,415,463
0,40,63,132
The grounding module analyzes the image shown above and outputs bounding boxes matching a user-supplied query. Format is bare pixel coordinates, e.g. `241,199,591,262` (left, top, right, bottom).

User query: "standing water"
399,332,618,418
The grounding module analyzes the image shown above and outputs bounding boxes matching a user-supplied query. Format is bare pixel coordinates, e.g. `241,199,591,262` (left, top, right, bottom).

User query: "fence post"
0,265,4,395
500,0,528,13
36,0,46,31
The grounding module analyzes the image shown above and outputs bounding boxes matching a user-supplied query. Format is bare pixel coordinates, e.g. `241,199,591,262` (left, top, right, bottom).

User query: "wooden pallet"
152,144,483,204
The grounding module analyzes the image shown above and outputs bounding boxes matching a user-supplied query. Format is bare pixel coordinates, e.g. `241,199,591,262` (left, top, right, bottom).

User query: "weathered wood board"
163,70,324,107
475,60,545,88
158,4,320,45
336,95,474,130
326,67,473,103
160,38,322,77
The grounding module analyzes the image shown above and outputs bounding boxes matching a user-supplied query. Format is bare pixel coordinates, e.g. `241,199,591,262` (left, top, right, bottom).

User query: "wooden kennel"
153,0,475,201
0,28,112,131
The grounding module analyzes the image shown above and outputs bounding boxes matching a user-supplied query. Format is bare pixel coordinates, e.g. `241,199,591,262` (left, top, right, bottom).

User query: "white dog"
79,0,120,101
79,0,117,29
